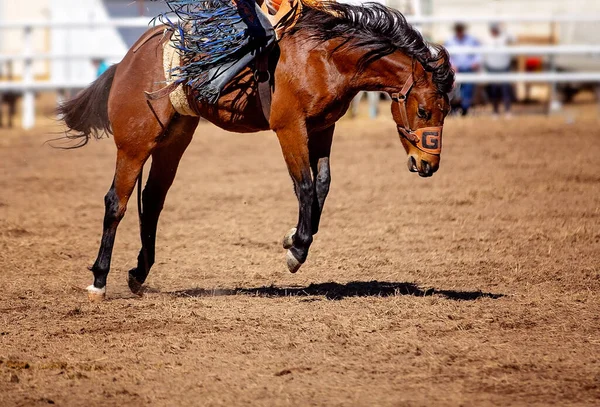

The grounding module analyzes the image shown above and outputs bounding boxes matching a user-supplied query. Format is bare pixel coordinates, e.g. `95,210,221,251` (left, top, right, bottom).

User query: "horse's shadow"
168,281,503,301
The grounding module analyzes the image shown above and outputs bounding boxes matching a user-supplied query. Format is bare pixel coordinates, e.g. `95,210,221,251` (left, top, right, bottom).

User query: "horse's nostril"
421,160,431,175
407,156,418,172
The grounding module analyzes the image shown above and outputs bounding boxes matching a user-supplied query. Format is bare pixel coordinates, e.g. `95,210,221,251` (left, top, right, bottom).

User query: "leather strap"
400,74,415,96
391,75,414,131
399,126,443,155
397,126,420,144
255,51,272,123
391,71,443,155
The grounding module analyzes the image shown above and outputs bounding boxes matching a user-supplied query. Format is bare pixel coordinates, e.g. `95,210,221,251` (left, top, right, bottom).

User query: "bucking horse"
58,0,454,301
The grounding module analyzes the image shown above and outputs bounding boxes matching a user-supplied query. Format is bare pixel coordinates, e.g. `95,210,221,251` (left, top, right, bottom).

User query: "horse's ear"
412,60,429,86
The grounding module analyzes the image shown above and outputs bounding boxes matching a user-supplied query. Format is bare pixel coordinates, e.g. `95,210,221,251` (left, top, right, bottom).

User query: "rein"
391,74,443,155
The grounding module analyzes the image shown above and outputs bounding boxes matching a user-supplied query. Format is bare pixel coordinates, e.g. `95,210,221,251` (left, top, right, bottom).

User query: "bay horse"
58,2,454,301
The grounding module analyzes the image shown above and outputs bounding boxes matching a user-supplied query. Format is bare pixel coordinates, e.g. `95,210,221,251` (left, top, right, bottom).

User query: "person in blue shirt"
445,23,481,116
93,58,109,78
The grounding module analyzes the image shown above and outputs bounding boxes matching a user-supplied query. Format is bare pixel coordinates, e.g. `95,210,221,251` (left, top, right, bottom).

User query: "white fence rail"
456,72,600,83
446,45,600,56
4,71,600,92
405,14,600,24
1,16,600,129
3,45,600,63
0,18,152,29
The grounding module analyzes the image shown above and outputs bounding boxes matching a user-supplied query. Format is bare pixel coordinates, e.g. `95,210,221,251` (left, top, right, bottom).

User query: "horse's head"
282,1,454,177
390,59,451,177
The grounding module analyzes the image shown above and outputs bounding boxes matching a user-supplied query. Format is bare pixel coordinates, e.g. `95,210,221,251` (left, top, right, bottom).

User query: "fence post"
22,25,35,129
411,0,423,34
547,54,562,114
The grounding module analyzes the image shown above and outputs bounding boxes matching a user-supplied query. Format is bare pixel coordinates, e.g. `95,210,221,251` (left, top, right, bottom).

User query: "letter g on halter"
390,74,443,155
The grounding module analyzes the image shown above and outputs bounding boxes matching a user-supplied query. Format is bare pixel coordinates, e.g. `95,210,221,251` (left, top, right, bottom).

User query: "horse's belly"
200,112,270,133
192,71,271,133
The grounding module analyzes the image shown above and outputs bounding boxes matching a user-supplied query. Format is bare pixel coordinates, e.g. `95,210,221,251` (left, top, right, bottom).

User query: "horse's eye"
417,107,428,119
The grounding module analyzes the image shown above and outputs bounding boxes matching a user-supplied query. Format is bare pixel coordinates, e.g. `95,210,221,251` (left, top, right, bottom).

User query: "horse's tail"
57,63,118,148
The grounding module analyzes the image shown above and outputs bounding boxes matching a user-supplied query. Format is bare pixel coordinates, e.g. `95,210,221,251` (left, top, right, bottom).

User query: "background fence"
1,13,600,129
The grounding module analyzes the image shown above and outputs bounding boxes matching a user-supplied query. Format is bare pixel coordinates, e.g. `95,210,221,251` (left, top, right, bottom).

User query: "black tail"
56,64,118,148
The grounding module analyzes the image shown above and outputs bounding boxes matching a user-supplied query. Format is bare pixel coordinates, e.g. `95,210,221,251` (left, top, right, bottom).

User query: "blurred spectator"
0,61,19,129
446,23,481,116
485,23,514,118
92,58,110,78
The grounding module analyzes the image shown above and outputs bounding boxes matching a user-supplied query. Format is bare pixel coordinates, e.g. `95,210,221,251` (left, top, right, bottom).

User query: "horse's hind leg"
88,96,174,302
83,28,176,301
88,149,149,301
88,107,175,301
128,115,199,295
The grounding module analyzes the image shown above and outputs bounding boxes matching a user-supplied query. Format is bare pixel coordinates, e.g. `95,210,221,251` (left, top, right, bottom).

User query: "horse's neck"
333,49,414,95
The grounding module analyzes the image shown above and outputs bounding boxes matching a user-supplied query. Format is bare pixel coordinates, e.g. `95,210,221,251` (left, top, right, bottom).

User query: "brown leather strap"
397,99,410,131
400,74,415,96
391,74,414,130
256,52,272,123
397,127,419,144
413,126,443,155
392,70,443,155
411,126,443,155
398,126,442,154
258,80,272,123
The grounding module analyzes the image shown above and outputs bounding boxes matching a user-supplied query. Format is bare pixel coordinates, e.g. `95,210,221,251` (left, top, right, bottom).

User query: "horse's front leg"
282,125,334,248
310,125,334,234
276,125,314,273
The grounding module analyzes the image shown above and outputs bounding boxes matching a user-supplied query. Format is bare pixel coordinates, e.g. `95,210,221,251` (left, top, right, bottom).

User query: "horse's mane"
283,1,454,94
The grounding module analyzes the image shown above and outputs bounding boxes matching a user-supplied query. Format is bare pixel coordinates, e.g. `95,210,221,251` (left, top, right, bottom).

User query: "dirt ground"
0,105,599,406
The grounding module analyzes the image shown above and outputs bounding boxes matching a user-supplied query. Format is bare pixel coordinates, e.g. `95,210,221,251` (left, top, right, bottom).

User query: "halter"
390,74,443,155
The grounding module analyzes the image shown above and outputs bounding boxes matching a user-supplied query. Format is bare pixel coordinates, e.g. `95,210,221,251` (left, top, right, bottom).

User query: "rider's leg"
203,2,275,102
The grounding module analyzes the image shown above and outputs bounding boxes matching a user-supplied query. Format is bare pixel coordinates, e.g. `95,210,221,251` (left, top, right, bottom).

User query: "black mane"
285,1,454,94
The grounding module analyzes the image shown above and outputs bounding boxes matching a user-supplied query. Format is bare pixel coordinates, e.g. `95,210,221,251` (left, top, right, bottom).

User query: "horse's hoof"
127,271,144,296
283,227,296,249
286,250,302,273
86,285,106,302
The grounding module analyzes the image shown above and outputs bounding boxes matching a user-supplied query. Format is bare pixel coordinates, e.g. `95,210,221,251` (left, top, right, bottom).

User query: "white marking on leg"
86,285,106,302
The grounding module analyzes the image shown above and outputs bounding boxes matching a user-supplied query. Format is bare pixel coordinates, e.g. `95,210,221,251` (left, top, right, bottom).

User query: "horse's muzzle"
407,156,437,177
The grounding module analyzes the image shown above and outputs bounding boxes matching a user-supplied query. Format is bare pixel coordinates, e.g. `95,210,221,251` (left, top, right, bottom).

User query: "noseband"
391,75,443,155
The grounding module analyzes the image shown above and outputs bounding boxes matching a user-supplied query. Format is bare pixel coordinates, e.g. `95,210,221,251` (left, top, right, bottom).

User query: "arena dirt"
0,109,599,406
